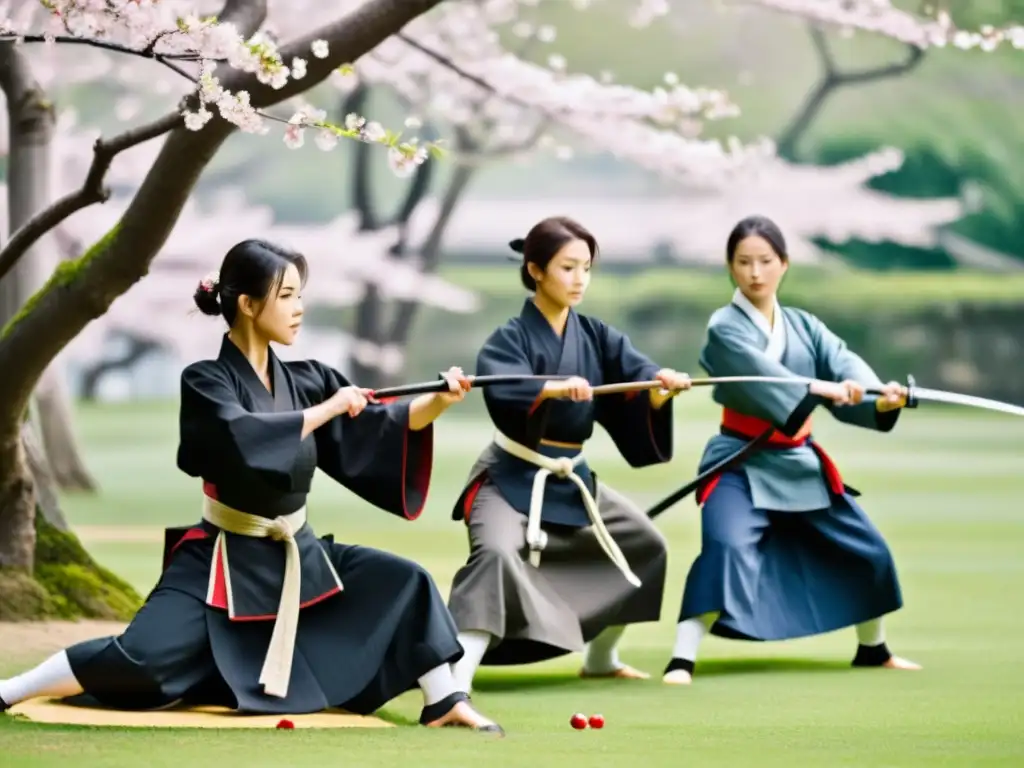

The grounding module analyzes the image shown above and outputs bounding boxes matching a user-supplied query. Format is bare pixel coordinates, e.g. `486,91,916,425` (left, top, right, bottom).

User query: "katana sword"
597,373,1024,418
643,374,1024,521
591,375,913,399
369,373,572,399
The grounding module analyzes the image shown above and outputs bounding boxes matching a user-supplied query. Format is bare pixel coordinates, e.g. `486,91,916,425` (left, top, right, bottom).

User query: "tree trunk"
0,42,98,500
0,431,35,572
21,421,69,532
35,365,97,491
385,160,476,350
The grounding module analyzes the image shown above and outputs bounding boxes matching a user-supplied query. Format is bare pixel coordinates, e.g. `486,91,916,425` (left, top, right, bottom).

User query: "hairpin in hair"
198,271,220,294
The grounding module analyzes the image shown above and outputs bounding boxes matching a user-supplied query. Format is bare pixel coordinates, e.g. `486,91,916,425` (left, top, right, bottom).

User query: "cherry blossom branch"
0,0,270,281
743,0,1024,51
0,33,197,80
0,113,181,284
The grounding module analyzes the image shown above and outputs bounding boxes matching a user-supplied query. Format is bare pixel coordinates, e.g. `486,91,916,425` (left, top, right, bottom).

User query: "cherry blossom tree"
0,0,454,597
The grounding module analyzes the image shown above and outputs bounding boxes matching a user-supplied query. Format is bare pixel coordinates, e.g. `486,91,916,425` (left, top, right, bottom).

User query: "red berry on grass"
588,714,605,729
570,713,588,730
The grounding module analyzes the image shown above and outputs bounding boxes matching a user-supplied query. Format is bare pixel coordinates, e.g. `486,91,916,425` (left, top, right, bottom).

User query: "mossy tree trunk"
0,0,443,617
0,42,98,497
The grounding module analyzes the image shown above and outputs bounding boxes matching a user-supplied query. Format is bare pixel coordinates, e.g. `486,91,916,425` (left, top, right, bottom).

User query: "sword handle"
905,374,918,409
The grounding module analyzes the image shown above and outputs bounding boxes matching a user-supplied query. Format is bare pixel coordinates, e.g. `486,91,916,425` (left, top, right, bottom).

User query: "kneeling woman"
446,216,692,692
0,239,503,734
663,215,921,685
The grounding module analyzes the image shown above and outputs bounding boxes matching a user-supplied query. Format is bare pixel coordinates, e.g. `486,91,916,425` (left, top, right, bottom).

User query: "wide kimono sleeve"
295,361,433,521
477,324,550,447
593,320,673,467
808,314,900,433
701,320,822,438
177,362,306,490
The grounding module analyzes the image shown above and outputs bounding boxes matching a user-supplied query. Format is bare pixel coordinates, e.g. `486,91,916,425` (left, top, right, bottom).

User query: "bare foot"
882,655,922,670
662,669,693,685
426,701,504,735
580,664,650,680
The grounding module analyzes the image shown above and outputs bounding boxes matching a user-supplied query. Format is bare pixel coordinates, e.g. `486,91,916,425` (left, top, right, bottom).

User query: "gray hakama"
447,299,672,666
58,336,466,717
667,291,904,674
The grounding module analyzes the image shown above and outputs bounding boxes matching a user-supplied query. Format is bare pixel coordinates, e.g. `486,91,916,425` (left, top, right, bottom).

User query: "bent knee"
470,541,526,572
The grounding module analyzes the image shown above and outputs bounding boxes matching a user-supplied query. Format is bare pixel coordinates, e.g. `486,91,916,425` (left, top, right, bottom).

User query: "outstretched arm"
293,362,434,521
594,322,675,467
811,318,901,433
477,325,553,446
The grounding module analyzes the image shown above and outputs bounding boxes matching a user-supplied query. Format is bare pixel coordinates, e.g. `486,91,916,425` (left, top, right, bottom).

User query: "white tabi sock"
672,612,720,662
0,650,83,707
855,617,886,647
451,630,492,694
417,663,460,707
582,625,627,674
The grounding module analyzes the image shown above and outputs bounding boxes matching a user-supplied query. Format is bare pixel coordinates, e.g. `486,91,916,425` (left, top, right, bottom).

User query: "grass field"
2,392,1024,766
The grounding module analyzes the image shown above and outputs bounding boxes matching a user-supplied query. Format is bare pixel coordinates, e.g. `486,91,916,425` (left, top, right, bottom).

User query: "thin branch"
0,113,182,284
0,34,199,81
0,0,269,282
776,23,925,158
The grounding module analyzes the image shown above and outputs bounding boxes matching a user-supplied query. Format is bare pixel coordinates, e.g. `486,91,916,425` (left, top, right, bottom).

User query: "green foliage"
0,514,142,621
809,138,1024,268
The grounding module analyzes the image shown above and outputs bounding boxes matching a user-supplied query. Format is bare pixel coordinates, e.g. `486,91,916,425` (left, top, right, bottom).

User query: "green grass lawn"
3,392,1024,766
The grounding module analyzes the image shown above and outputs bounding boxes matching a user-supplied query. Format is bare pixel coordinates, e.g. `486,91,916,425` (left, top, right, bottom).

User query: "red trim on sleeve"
399,425,433,520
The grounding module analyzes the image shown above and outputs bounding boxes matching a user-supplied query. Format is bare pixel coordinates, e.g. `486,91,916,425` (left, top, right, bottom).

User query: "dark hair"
193,239,308,327
509,216,598,291
726,215,788,263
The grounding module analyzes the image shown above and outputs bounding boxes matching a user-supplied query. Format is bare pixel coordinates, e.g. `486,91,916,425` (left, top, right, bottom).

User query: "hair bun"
192,272,222,317
508,238,525,254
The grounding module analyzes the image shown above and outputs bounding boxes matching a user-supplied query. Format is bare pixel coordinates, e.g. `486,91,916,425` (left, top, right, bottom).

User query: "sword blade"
912,387,1024,418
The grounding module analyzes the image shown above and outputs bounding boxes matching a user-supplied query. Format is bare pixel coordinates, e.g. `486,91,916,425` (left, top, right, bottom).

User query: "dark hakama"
677,299,904,644
447,298,672,665
60,335,464,716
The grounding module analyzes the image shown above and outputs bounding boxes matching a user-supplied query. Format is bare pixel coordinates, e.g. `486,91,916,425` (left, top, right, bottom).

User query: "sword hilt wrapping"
905,374,918,409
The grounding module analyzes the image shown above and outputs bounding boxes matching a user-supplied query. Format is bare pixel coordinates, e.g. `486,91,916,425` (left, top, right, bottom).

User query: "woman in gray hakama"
663,216,921,686
0,240,503,735
445,217,692,692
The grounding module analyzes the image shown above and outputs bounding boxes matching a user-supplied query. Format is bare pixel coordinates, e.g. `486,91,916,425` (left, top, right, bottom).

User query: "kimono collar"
218,333,284,400
731,287,786,361
521,297,574,340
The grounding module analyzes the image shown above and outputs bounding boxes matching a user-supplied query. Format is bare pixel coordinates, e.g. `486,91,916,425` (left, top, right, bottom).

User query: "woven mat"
7,697,393,728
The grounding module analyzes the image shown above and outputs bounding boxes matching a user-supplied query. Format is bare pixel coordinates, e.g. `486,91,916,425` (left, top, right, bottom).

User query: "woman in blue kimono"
445,216,692,693
0,239,504,735
663,215,921,686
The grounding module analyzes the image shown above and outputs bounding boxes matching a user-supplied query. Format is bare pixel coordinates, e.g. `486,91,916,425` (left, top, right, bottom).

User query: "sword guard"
905,374,918,409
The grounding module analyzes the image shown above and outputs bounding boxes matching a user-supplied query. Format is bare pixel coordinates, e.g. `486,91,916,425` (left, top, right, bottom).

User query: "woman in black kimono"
0,239,504,735
445,216,692,693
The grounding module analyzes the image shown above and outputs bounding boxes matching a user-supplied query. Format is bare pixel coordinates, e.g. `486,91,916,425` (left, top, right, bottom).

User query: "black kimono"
446,299,672,666
60,335,464,715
